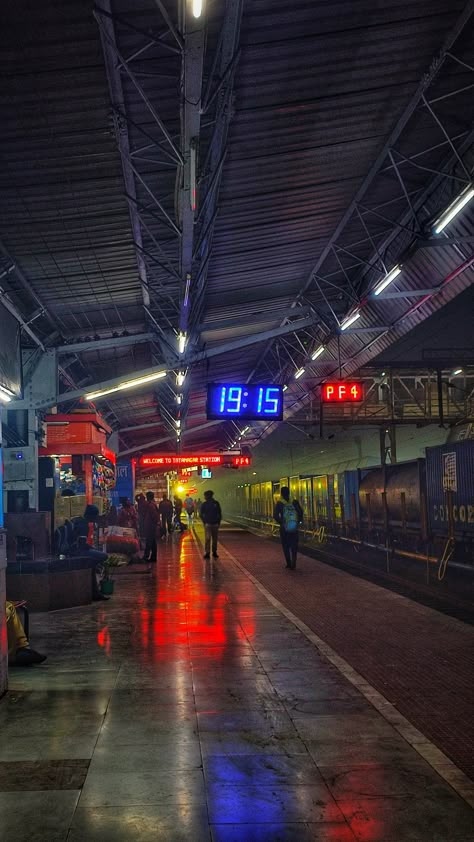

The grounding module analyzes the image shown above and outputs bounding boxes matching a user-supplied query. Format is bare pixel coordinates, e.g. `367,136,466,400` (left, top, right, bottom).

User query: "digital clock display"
207,383,284,420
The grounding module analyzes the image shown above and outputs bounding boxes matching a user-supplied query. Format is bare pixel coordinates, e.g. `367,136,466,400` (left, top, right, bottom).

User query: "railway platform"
0,525,473,841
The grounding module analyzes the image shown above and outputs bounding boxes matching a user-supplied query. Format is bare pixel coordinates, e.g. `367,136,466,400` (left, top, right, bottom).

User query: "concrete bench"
6,557,93,611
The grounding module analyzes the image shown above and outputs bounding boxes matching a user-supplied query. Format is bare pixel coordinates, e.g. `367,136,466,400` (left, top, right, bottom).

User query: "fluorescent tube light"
192,0,203,18
433,184,474,234
176,419,181,429
374,265,402,296
242,426,250,434
190,146,197,211
184,274,191,308
311,345,325,361
178,331,187,354
176,371,186,387
452,368,463,376
176,394,182,405
282,385,288,391
340,311,360,331
85,369,167,401
295,367,305,380
0,386,12,403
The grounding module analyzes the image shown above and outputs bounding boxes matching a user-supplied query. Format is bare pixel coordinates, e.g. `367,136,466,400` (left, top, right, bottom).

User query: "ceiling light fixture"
177,331,187,354
85,369,167,401
0,386,12,403
176,419,181,429
452,368,463,376
192,0,203,18
295,367,305,380
311,345,325,361
176,394,182,405
282,385,288,392
433,184,474,233
176,371,186,387
190,145,197,211
373,264,402,296
183,274,191,309
340,310,361,331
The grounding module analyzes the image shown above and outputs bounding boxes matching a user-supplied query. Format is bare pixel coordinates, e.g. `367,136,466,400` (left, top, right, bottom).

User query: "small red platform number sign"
322,382,363,402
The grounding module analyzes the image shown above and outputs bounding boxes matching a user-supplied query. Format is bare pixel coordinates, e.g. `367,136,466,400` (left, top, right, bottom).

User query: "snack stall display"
39,412,116,528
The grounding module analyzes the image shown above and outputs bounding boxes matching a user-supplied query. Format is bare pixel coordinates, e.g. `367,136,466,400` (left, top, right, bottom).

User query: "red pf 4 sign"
322,382,363,402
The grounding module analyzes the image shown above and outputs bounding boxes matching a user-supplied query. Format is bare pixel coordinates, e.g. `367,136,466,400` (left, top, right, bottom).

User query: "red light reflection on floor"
123,532,255,664
336,797,389,840
97,625,111,657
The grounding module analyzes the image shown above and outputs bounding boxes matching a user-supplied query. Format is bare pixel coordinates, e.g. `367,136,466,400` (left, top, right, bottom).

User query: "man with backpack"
273,486,303,570
200,490,222,559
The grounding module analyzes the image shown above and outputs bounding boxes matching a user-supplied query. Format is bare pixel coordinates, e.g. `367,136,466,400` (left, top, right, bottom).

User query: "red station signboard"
139,454,251,469
321,382,363,402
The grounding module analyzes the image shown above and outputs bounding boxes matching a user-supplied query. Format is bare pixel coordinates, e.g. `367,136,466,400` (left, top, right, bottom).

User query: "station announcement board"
321,382,363,402
140,454,251,469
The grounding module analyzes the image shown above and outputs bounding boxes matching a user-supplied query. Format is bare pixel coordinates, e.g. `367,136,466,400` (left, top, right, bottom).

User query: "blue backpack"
282,503,299,532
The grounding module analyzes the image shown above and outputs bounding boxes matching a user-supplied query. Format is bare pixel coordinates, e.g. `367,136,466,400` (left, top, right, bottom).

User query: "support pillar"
0,412,8,697
379,425,397,465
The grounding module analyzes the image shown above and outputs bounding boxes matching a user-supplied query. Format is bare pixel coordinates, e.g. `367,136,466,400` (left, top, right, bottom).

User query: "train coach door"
312,475,328,525
299,478,312,527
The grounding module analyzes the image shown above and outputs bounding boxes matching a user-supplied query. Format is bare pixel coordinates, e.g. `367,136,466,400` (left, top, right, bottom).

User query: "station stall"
39,412,116,533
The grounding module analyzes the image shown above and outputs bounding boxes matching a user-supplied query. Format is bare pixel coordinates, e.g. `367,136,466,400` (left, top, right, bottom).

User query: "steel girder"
245,3,474,428
118,419,223,457
58,313,319,405
94,0,243,443
260,367,474,429
189,0,244,331
56,332,155,355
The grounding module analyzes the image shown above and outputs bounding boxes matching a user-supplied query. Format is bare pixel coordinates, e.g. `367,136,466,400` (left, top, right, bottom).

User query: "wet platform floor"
1,529,473,841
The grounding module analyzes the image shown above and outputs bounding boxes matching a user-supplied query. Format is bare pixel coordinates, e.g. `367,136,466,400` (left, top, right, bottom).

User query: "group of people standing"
133,489,222,563
119,486,303,568
134,492,201,564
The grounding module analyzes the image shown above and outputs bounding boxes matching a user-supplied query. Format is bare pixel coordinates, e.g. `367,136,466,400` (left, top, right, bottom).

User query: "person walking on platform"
184,495,195,526
143,491,159,563
173,497,186,533
274,486,303,570
159,494,174,538
200,490,222,559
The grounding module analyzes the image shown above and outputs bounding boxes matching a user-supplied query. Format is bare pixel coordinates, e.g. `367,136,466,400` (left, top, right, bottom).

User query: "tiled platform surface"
218,526,474,783
0,529,472,842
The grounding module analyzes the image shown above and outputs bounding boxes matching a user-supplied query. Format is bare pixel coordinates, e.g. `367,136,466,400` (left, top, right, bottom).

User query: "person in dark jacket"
158,494,174,537
173,497,185,532
143,492,159,562
70,504,109,599
273,486,303,570
135,493,147,544
200,490,222,559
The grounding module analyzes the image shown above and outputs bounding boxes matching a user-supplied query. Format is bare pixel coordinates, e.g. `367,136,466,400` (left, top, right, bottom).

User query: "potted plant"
100,553,126,595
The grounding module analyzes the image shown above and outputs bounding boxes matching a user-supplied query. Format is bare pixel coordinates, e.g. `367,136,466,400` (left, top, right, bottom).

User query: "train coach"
234,439,474,568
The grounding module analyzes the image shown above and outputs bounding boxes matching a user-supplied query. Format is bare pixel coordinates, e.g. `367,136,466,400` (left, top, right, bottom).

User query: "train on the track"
233,440,474,568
